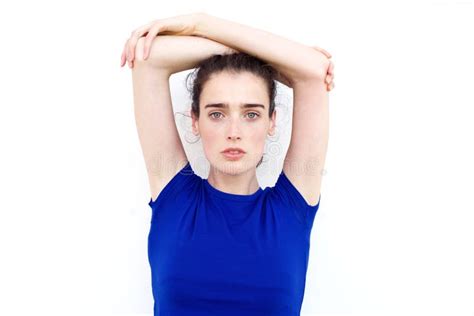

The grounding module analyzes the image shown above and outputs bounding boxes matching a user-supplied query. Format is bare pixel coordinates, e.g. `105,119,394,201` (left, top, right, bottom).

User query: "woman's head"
186,52,279,175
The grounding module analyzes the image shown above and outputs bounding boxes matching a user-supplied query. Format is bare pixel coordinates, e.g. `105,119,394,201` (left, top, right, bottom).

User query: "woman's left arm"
193,13,330,85
193,14,331,205
122,13,333,88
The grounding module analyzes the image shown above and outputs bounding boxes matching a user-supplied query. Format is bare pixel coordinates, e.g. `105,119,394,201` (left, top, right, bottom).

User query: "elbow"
134,37,170,69
292,52,330,84
133,37,156,65
308,57,330,81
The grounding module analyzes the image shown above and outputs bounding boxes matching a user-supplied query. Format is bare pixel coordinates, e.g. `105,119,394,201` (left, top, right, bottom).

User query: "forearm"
137,34,237,75
194,13,329,84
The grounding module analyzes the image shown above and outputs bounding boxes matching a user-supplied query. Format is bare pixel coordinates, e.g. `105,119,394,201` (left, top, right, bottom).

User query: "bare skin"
123,13,333,204
192,70,277,195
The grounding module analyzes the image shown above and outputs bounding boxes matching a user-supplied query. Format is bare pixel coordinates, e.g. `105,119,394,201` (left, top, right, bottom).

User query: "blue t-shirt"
147,161,321,316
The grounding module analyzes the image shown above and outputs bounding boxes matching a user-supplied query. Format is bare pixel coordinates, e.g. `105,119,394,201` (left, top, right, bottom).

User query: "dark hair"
185,52,279,168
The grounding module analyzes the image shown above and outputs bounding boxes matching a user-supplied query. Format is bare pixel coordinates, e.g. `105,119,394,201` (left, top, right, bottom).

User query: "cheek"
253,123,268,139
200,121,267,147
248,129,267,153
256,138,267,156
199,128,222,158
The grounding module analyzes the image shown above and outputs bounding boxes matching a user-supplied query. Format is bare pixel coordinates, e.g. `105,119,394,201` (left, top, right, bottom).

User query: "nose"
227,118,242,140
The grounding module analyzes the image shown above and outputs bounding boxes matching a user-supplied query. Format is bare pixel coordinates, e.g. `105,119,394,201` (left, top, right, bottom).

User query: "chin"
220,160,244,174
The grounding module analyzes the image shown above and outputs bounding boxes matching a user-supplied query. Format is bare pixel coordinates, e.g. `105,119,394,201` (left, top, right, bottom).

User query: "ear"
268,109,277,136
191,109,199,135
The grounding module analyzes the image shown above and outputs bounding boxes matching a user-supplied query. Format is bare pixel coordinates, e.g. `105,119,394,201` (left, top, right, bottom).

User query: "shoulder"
267,169,321,229
149,161,202,208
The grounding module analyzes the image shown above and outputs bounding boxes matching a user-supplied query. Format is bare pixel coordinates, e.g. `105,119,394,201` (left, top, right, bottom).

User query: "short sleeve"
148,162,199,209
271,170,321,230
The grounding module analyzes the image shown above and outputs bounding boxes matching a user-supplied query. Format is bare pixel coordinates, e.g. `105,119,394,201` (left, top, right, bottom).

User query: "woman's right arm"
131,35,235,202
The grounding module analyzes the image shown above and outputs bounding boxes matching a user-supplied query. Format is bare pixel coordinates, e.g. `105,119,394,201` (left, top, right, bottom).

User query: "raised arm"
190,14,331,205
122,13,330,85
124,14,333,205
133,34,238,74
191,14,331,206
131,35,236,202
193,13,330,84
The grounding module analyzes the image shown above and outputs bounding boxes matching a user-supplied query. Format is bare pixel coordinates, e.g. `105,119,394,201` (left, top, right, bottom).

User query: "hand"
120,12,202,68
275,46,335,91
311,46,335,92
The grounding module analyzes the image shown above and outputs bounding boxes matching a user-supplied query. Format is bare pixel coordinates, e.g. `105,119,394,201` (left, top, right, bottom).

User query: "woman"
121,12,335,316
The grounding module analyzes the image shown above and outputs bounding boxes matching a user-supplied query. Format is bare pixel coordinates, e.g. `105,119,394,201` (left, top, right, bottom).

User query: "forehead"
200,71,268,110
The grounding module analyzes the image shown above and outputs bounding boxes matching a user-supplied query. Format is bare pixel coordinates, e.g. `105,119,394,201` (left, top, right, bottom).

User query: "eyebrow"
204,103,265,110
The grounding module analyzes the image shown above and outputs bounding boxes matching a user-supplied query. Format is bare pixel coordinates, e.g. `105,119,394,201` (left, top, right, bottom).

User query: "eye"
246,112,260,119
208,112,260,120
209,112,223,119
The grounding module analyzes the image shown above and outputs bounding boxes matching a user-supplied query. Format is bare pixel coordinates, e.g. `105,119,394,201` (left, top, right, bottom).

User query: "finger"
126,41,132,68
312,45,332,59
325,74,333,84
325,64,333,83
121,39,129,67
326,64,334,84
125,37,131,63
326,79,334,91
312,46,330,59
128,26,151,62
328,60,335,75
320,47,332,59
128,30,140,62
120,40,128,67
143,24,162,60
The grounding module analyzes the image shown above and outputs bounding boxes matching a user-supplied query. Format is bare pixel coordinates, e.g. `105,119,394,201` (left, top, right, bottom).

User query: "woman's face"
192,70,276,175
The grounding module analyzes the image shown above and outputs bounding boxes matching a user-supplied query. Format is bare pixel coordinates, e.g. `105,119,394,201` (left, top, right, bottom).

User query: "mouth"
221,150,245,160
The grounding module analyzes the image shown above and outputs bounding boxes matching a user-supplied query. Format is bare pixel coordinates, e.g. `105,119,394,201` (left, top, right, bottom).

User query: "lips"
221,147,246,154
221,149,245,161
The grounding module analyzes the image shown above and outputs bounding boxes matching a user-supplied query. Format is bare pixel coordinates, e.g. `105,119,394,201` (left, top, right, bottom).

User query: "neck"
207,166,260,195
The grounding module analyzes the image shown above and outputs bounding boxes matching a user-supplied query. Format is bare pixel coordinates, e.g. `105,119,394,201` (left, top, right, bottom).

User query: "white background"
0,0,473,315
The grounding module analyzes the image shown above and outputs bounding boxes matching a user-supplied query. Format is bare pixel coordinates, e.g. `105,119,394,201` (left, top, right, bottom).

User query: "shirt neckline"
203,178,263,202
